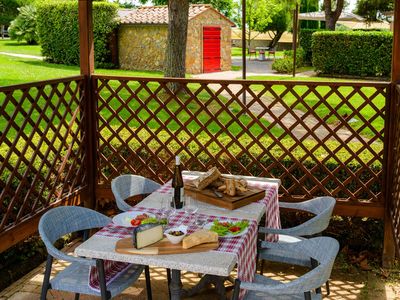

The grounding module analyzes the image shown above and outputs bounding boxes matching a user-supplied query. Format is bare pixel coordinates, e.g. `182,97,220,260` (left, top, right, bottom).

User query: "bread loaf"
192,167,221,190
217,178,249,196
182,229,219,249
225,179,236,196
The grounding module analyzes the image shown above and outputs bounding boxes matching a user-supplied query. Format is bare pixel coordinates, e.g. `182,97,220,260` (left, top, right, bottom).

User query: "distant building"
231,29,293,50
118,5,235,74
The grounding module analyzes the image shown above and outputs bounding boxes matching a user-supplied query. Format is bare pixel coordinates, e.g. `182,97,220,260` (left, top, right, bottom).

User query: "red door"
203,27,221,73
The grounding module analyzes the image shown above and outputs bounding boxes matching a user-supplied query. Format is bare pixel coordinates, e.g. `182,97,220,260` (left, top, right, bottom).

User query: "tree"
192,0,233,17
324,0,345,30
233,0,278,50
0,0,19,26
8,4,38,44
151,0,234,17
300,0,319,29
354,0,394,22
0,0,19,37
264,4,292,49
164,0,189,85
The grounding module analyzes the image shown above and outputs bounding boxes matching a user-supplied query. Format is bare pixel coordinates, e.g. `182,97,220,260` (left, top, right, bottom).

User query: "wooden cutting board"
184,182,265,210
115,238,219,255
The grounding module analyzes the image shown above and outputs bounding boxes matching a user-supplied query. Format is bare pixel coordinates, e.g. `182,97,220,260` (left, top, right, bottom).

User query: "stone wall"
118,9,232,74
118,25,168,71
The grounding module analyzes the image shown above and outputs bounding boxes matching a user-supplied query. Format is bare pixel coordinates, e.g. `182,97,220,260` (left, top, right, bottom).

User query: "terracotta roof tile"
119,4,214,25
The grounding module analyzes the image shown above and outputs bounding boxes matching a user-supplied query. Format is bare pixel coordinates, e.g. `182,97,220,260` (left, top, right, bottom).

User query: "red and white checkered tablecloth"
157,176,280,242
89,176,280,299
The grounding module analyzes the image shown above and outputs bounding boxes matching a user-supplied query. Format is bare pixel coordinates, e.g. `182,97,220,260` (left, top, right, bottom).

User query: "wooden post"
292,3,299,78
78,0,96,209
382,0,400,268
79,0,94,75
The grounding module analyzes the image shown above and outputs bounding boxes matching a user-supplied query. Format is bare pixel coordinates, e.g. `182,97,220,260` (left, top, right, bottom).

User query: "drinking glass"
194,200,207,227
184,195,198,225
159,197,175,226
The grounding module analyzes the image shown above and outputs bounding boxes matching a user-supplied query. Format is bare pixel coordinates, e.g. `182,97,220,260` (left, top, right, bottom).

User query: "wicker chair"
258,197,336,294
232,237,339,300
39,206,152,300
111,174,161,212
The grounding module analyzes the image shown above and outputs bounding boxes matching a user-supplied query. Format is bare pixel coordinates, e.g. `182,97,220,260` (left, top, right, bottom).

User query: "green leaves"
8,5,38,44
36,1,118,67
312,31,392,77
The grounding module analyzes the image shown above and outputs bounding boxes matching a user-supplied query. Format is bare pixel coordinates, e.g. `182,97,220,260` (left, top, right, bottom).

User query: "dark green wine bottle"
171,156,183,209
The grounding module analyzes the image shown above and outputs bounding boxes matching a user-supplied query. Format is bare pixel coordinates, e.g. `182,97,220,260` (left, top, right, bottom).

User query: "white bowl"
164,225,188,244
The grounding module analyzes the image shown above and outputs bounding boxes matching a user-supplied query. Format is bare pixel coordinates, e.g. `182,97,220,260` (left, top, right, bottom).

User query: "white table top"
75,174,280,276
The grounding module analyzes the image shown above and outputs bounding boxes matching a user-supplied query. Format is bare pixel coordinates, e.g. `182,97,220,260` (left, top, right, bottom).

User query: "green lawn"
0,39,42,56
245,75,387,138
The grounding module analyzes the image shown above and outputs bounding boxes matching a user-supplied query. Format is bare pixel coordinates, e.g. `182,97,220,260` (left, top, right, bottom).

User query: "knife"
212,188,223,198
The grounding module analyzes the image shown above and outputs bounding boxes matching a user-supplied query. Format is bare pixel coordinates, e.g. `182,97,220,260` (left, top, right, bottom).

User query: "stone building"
118,5,235,74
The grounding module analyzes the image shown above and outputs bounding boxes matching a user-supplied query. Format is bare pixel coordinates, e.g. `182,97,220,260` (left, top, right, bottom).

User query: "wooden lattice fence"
94,76,390,218
390,84,400,254
0,76,87,252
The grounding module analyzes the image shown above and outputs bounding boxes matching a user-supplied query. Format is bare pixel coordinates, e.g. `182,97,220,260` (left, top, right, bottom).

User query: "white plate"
203,220,249,238
112,211,156,227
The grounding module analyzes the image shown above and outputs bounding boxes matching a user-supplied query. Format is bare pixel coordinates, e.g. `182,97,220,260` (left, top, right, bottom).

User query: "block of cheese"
182,229,219,249
132,224,163,249
192,167,221,190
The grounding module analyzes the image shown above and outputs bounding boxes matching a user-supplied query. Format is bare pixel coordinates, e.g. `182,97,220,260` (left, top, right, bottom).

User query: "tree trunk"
247,29,251,51
324,0,344,30
268,31,284,49
164,0,189,92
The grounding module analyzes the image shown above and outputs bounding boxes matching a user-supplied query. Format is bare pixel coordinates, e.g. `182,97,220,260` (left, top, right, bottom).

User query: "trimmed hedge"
299,28,321,64
36,1,118,67
312,31,392,77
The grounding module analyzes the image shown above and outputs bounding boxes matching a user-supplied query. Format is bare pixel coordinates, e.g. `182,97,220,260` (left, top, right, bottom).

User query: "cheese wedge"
182,229,218,249
132,224,163,249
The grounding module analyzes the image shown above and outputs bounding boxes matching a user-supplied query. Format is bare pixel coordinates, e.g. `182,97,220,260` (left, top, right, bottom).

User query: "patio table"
75,172,280,300
255,47,270,61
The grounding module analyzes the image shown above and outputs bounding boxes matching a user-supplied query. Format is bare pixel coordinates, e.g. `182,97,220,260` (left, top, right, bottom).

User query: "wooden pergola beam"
78,0,96,209
383,0,400,268
392,0,400,84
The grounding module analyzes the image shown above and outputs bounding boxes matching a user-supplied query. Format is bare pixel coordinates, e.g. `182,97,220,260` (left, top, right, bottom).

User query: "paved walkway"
193,58,364,142
0,240,399,300
0,52,43,60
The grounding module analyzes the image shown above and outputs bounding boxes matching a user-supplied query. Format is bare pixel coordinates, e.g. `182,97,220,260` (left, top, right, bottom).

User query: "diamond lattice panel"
390,85,400,254
0,77,87,232
94,76,389,205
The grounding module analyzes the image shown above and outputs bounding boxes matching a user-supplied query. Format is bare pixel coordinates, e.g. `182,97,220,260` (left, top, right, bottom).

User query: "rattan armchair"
111,174,161,212
232,237,339,300
39,206,152,300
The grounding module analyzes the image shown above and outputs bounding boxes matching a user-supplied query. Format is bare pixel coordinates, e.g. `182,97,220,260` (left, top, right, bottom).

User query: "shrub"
312,31,392,77
272,47,305,74
8,5,38,45
36,1,118,67
299,28,321,64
